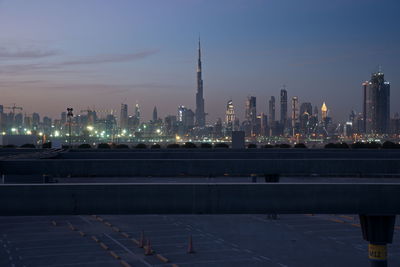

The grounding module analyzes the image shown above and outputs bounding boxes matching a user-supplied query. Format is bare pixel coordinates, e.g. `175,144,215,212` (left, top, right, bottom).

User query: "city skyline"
0,0,399,122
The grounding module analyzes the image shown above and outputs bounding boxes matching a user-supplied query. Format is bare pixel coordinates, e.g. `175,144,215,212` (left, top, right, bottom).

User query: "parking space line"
104,233,153,267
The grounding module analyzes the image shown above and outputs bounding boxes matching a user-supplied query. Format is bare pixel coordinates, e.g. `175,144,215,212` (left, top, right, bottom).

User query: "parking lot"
1,214,399,267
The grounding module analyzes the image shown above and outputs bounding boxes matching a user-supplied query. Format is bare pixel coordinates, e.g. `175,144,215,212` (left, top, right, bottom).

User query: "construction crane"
4,104,23,114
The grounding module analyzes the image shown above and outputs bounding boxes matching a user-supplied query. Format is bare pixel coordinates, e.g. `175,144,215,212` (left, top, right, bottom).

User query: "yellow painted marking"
369,244,387,260
99,242,109,250
131,238,140,245
339,215,354,220
121,232,130,238
350,223,361,228
97,217,104,222
156,254,169,263
112,226,120,232
104,222,112,227
330,219,345,223
79,231,86,237
109,251,121,259
91,236,99,242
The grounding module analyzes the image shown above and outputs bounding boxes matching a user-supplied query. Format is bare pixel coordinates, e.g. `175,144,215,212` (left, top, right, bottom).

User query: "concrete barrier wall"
58,149,400,159
0,183,399,215
1,158,399,177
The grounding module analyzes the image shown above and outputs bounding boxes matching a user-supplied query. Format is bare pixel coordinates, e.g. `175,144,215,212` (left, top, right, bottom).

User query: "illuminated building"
363,72,391,134
225,100,235,127
321,102,328,121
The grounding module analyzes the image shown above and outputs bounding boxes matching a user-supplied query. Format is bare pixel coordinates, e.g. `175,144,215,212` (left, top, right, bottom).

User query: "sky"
0,0,399,122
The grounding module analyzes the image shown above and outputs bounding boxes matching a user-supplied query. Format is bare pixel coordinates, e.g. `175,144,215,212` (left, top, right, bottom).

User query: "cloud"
0,47,59,59
58,50,159,66
0,49,159,74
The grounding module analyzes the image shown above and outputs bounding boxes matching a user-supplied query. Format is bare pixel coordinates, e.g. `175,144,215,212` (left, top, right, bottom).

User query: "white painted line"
260,255,271,261
163,248,235,256
79,216,93,225
104,233,152,267
35,259,120,267
156,257,257,266
252,256,262,262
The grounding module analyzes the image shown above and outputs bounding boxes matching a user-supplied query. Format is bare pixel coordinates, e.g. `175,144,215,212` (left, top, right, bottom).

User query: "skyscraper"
152,106,158,122
245,96,257,124
178,105,194,130
225,100,235,127
291,96,299,132
134,103,141,123
120,103,128,130
280,88,288,126
195,38,206,127
363,72,391,134
300,102,312,133
321,102,328,121
268,96,275,124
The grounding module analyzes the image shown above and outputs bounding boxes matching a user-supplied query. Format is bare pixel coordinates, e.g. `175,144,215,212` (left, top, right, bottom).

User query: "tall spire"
197,36,202,72
195,37,205,127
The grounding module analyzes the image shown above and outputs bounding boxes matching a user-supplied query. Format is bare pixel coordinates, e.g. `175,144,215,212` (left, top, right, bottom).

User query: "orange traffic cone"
187,235,195,254
139,230,145,248
145,239,153,255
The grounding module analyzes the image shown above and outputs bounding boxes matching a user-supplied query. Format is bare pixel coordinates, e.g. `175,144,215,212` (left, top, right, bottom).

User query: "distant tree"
263,144,274,149
183,142,197,148
135,143,147,149
97,143,111,149
367,142,381,149
115,144,129,149
42,142,52,149
324,143,336,149
20,143,35,148
214,143,229,148
4,144,16,148
294,143,307,148
351,142,381,149
382,141,398,149
279,143,291,148
351,142,364,149
337,142,350,149
200,143,212,148
78,144,91,149
151,144,161,149
247,144,257,149
167,143,180,149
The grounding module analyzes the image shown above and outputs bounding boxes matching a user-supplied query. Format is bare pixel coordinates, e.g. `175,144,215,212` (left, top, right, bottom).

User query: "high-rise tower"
321,102,328,121
119,103,128,130
268,96,276,124
152,106,158,122
280,87,288,126
225,100,235,126
363,72,390,134
291,96,299,135
195,38,206,127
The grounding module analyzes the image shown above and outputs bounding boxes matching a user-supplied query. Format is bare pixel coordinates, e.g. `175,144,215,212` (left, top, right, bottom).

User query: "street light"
67,108,73,148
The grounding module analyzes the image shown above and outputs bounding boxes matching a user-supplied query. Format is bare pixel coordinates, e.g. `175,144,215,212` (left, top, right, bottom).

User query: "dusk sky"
0,0,399,122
